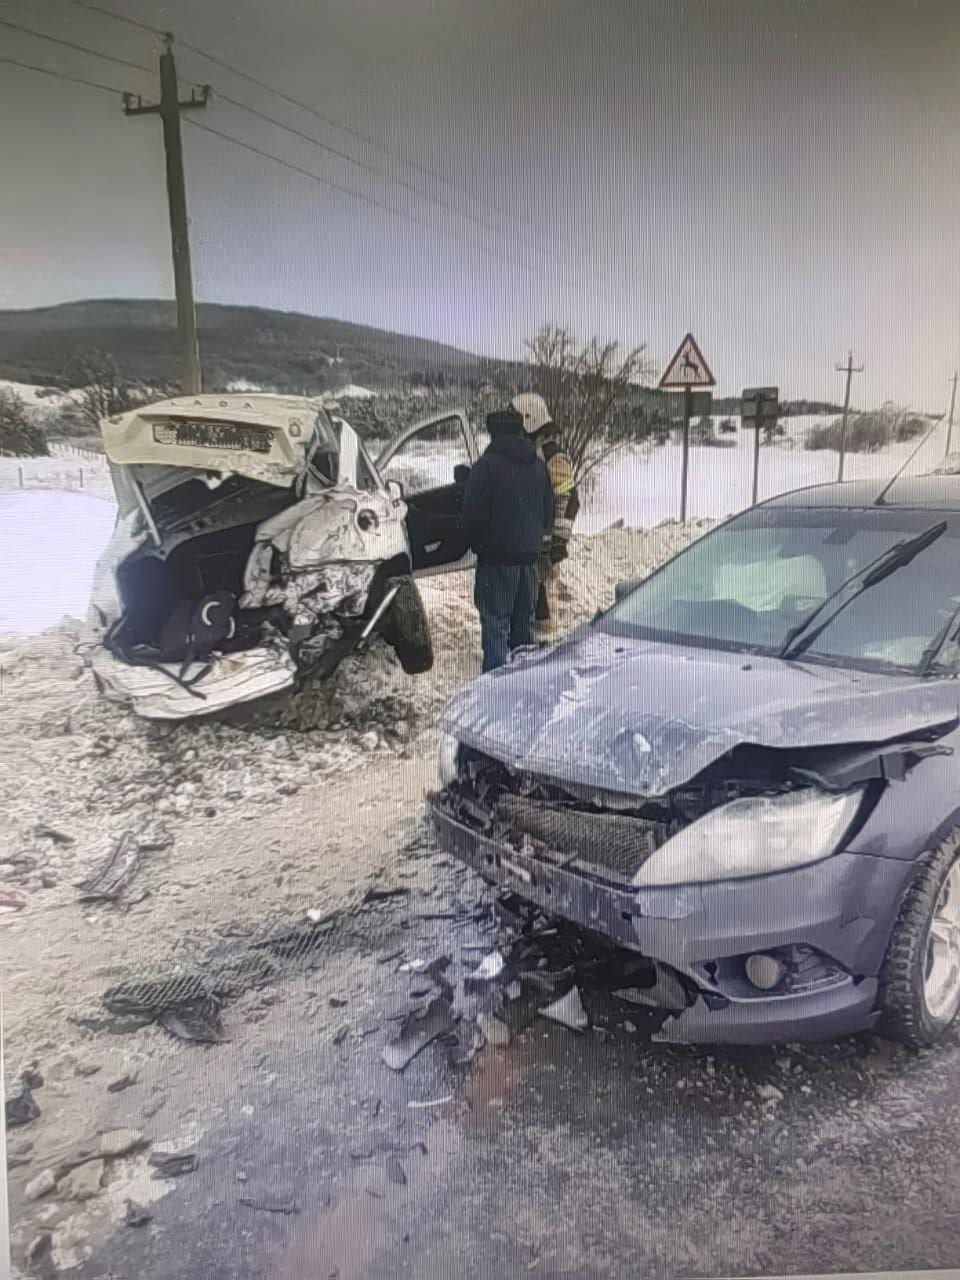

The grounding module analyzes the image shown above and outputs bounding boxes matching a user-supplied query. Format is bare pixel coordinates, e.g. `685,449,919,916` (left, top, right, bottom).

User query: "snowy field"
0,409,949,637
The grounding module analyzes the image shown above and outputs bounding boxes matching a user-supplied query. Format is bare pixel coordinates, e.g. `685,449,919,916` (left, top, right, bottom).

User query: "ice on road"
0,491,116,635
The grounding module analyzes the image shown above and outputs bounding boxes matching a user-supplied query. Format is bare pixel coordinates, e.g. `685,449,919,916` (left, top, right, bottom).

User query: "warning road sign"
659,333,715,389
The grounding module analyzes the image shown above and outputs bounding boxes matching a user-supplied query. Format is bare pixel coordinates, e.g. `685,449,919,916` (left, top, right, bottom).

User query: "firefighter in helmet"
510,393,579,639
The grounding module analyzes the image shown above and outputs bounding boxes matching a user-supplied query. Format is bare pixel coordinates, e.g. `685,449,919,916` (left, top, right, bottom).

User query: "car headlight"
438,733,460,786
632,787,863,888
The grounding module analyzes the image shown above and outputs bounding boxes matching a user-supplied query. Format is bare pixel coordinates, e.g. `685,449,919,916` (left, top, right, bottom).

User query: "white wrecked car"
87,394,478,719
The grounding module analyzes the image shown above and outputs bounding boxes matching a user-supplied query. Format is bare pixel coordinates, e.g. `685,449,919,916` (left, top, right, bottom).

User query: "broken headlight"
632,787,863,888
438,733,461,786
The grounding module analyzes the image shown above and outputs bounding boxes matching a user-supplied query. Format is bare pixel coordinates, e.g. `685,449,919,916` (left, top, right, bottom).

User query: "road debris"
240,1193,300,1215
99,1128,147,1159
333,1024,350,1045
758,1083,785,1104
0,888,26,914
6,1086,40,1126
539,987,589,1032
107,1072,139,1093
60,1158,105,1201
157,997,225,1043
466,950,505,984
478,1011,511,1047
24,1169,56,1201
34,823,74,845
383,995,455,1071
125,1201,153,1228
385,1155,407,1186
77,830,144,903
149,1150,199,1178
407,1095,453,1109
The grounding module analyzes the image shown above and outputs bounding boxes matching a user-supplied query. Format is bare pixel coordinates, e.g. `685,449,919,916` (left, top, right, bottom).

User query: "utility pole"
124,36,208,394
835,350,864,483
944,371,958,460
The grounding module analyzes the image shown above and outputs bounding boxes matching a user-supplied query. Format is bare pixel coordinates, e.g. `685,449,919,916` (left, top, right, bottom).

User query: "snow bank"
0,492,116,634
335,384,378,399
0,378,74,409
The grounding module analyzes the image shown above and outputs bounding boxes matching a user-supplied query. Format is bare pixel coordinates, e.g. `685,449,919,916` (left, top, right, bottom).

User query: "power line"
183,117,545,280
0,53,130,97
70,2,576,266
0,16,153,76
73,0,164,38
213,89,570,271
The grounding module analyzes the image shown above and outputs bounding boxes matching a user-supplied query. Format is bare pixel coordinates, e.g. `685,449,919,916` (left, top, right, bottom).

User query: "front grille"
452,748,674,881
152,420,275,453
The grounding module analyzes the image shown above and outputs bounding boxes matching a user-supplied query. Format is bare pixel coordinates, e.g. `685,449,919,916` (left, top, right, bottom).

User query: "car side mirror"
386,479,404,503
614,578,642,603
454,464,470,486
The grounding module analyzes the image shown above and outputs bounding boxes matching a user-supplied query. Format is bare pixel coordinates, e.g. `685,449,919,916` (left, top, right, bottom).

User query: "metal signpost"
741,386,779,505
659,333,716,522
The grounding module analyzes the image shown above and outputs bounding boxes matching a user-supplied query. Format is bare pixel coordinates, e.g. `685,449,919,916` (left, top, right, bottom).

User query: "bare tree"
524,325,655,482
63,350,148,434
0,388,49,456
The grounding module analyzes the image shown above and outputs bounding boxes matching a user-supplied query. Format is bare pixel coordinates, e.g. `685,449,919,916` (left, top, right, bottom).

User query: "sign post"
741,386,779,505
659,333,716,522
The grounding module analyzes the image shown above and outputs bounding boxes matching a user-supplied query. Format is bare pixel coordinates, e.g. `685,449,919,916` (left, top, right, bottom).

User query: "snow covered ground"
579,414,949,532
0,491,116,634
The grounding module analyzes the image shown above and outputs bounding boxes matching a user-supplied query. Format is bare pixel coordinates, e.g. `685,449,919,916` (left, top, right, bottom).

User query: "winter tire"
382,576,434,675
879,832,960,1047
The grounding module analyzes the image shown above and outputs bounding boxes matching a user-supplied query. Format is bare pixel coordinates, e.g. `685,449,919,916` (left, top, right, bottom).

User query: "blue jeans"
474,562,539,673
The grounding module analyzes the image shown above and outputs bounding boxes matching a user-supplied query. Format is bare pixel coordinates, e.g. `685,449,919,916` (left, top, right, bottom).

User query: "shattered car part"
90,396,479,719
5,1088,40,1127
77,831,142,903
539,987,589,1032
433,484,960,1045
382,995,456,1071
149,1150,198,1178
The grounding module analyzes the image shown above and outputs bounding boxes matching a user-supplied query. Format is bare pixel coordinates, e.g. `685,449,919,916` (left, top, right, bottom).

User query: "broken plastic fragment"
149,1150,198,1178
468,951,505,982
477,1012,511,1048
539,987,588,1032
382,996,455,1071
5,1088,40,1127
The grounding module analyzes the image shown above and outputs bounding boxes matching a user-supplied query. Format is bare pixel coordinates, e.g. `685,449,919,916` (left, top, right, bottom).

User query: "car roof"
761,472,960,512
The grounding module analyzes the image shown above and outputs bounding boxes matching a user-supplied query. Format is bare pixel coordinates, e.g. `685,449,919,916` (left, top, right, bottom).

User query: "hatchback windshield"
602,506,960,673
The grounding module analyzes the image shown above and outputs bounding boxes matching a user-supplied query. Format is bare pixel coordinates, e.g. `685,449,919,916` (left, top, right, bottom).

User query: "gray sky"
2,0,959,405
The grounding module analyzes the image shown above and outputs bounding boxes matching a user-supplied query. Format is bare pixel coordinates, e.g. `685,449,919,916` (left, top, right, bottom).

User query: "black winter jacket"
462,434,554,565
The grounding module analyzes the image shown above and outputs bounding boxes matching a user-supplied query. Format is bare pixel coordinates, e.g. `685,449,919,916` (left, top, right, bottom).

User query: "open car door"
375,410,480,576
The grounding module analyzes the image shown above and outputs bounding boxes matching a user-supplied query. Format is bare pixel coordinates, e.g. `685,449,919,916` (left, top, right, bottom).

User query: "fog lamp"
745,953,784,991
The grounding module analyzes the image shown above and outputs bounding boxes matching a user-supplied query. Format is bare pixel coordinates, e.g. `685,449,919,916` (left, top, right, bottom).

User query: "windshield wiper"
779,521,948,661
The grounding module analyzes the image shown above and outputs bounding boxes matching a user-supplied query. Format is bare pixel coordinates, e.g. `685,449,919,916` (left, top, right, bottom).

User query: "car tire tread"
878,830,960,1048
382,576,434,675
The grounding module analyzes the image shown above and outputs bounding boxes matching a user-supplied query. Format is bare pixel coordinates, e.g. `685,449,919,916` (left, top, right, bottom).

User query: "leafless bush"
524,324,656,482
806,403,927,453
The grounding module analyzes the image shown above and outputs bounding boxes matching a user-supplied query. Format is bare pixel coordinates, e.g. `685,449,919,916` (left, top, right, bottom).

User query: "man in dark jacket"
462,408,554,672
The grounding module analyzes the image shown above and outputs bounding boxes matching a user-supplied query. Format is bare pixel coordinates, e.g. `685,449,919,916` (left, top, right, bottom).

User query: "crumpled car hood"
442,627,960,797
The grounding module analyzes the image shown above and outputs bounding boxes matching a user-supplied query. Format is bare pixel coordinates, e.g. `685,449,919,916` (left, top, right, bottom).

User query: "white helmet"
511,392,553,435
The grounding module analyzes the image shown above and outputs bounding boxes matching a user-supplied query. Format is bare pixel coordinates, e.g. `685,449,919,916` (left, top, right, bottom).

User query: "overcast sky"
2,0,959,405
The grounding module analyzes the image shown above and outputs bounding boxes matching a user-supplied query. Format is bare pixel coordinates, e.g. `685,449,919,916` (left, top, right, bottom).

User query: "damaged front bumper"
429,796,911,1044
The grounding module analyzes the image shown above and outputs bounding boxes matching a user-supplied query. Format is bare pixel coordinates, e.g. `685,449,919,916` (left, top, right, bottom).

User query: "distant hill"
0,299,492,392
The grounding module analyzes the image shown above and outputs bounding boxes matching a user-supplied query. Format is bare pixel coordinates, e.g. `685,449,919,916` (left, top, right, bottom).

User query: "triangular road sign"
659,333,715,389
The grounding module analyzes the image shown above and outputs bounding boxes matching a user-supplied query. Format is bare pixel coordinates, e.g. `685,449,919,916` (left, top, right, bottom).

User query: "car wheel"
382,576,433,675
879,833,960,1047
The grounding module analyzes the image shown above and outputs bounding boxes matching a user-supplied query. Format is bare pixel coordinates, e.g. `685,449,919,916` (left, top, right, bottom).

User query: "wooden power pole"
124,36,208,394
945,371,958,460
835,350,864,483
